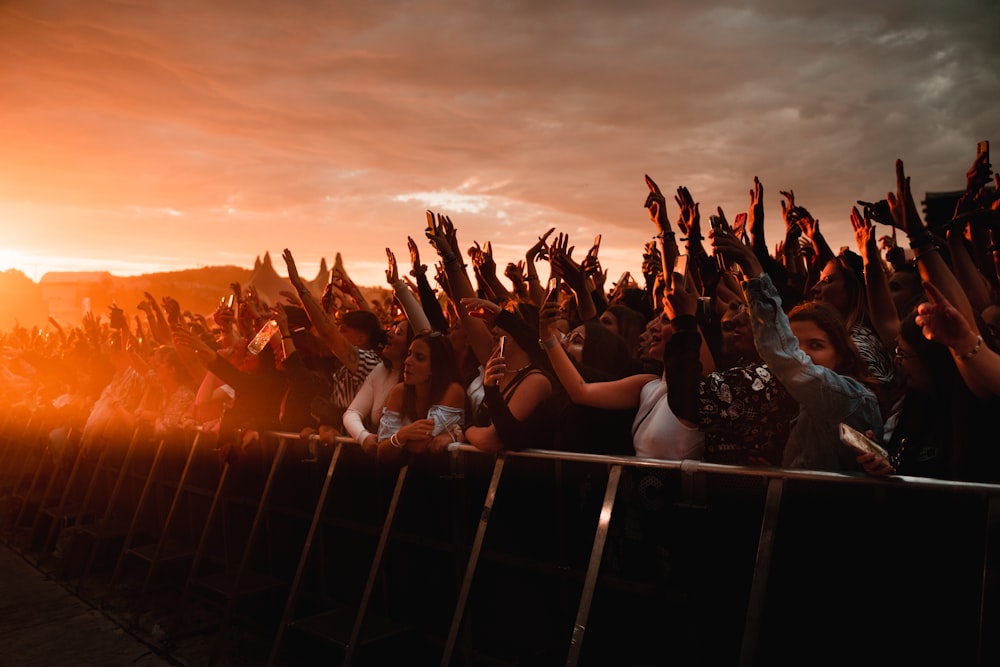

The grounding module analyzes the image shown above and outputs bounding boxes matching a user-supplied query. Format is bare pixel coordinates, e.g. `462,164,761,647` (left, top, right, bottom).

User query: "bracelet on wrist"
655,231,676,240
914,245,941,261
281,335,293,340
907,231,935,249
390,432,403,448
539,336,560,351
956,334,983,361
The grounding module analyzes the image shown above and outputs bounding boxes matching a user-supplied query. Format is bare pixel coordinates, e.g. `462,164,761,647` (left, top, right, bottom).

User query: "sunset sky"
1,0,997,291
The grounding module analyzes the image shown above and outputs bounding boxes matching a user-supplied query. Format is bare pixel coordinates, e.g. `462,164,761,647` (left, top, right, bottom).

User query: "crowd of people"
3,149,999,484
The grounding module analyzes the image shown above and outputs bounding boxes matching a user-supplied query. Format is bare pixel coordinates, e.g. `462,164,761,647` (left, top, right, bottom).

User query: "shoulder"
384,382,406,409
513,370,553,395
441,382,468,408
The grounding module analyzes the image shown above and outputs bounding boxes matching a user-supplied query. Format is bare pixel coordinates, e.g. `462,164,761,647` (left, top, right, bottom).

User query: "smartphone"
591,234,602,254
733,212,748,235
673,254,689,288
545,276,561,303
709,215,724,231
498,335,507,358
978,140,990,162
227,293,236,309
857,199,892,227
839,422,889,459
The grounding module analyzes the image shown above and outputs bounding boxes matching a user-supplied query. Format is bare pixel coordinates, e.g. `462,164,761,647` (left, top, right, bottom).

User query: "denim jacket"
743,273,883,471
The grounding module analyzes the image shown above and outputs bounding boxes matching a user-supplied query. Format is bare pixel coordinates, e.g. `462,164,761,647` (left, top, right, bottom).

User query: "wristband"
390,433,403,448
914,245,941,261
957,335,983,361
539,336,560,350
907,231,935,249
281,335,292,340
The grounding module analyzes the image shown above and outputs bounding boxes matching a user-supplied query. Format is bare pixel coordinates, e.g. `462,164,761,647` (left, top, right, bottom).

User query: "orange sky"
1,1,997,290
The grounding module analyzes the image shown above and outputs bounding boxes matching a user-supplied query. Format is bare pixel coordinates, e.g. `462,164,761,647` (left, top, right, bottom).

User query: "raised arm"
916,280,999,398
282,248,364,374
550,232,598,322
538,301,655,409
851,205,899,346
887,159,977,328
386,246,432,334
524,227,555,307
425,211,494,365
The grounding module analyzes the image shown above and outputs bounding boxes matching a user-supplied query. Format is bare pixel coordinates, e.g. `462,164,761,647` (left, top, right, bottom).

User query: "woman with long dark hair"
373,332,466,463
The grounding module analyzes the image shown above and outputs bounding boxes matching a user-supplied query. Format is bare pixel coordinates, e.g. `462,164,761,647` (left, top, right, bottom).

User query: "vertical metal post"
739,477,784,667
564,463,621,667
265,441,342,667
440,452,507,667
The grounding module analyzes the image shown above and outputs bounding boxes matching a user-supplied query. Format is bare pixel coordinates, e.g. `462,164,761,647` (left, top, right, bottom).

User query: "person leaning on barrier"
538,299,704,461
710,224,882,473
460,298,556,453
661,274,798,467
341,318,414,454
372,331,466,463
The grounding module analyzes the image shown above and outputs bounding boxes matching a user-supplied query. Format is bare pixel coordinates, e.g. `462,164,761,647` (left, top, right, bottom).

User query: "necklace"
504,363,532,376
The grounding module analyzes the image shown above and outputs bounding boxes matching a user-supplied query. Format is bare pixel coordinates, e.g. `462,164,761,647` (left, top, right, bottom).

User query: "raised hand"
385,247,399,284
709,226,762,279
161,296,182,326
407,236,427,276
674,186,701,241
526,227,555,264
504,260,525,284
780,189,801,232
748,176,765,240
663,271,698,321
460,296,502,327
915,280,980,352
850,206,878,265
282,249,303,288
644,174,671,233
886,159,926,238
425,210,455,258
795,207,821,240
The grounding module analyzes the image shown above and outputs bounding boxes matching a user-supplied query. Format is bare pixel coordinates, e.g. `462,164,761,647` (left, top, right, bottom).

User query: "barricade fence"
1,409,998,666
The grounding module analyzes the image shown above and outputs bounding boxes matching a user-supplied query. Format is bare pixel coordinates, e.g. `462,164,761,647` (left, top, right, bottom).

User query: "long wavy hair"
788,300,869,383
402,332,463,421
823,251,869,332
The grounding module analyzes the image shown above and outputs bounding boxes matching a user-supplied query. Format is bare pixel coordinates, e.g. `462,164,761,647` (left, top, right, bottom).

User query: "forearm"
392,280,432,334
862,254,900,346
343,408,375,446
664,323,704,423
574,288,598,323
946,230,993,315
911,237,977,327
415,271,449,333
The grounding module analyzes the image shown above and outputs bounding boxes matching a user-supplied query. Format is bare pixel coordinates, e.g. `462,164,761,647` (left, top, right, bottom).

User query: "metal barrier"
2,414,999,666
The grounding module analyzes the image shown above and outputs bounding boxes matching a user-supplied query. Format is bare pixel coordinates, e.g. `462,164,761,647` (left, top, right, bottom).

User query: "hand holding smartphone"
544,276,561,304
839,422,889,459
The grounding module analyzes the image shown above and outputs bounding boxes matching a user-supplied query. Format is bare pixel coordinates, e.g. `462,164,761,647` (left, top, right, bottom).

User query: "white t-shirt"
631,378,704,460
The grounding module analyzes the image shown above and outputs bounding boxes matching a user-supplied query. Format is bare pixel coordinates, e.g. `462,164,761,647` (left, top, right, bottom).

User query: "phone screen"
545,276,561,303
673,254,689,287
